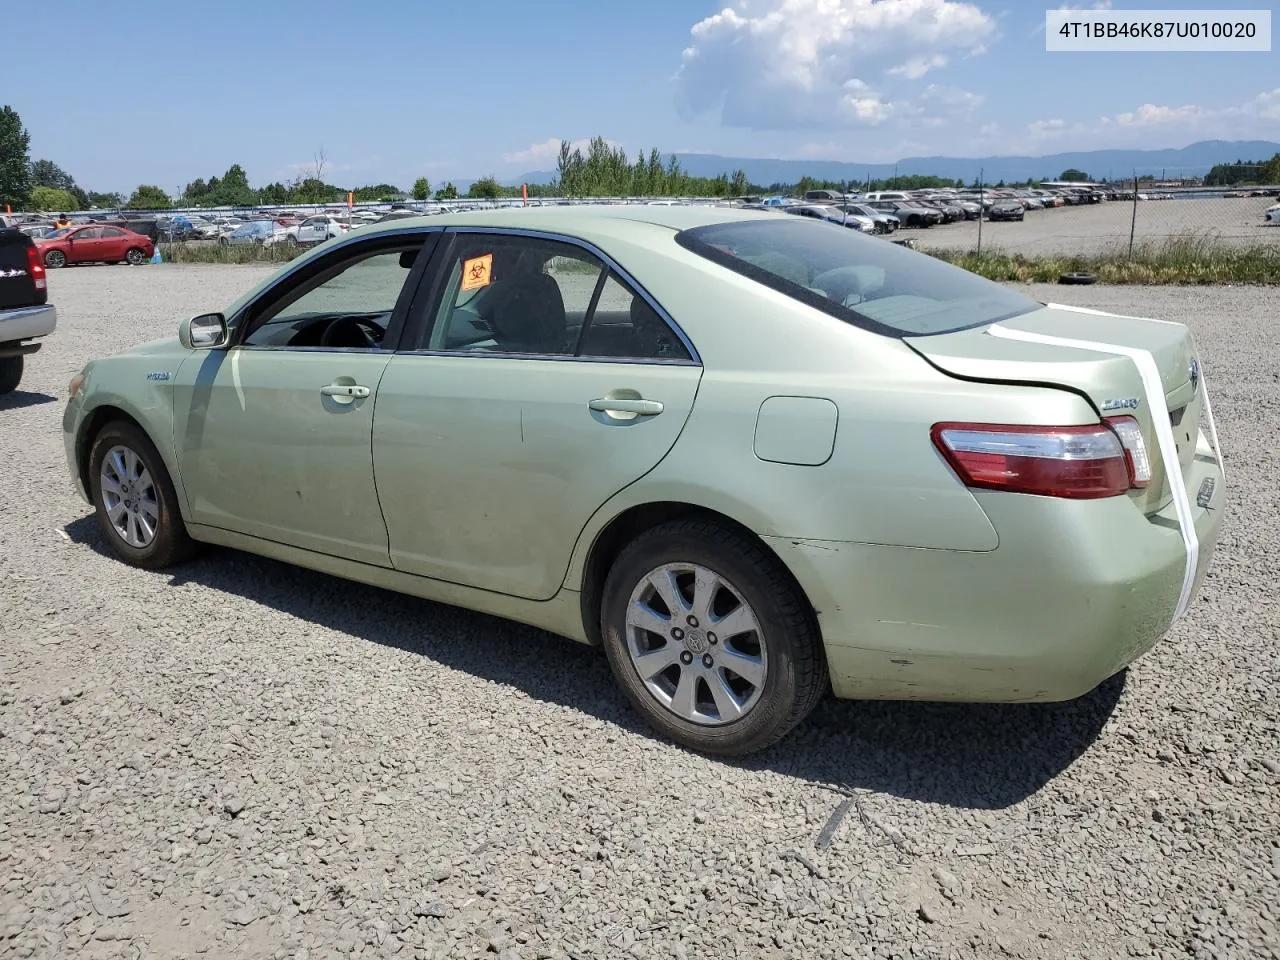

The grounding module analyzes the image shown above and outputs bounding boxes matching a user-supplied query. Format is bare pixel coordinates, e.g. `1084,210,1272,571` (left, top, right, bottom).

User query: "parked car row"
721,184,1122,229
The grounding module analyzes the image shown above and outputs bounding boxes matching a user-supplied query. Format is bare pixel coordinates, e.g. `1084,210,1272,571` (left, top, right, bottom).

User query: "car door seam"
368,357,398,567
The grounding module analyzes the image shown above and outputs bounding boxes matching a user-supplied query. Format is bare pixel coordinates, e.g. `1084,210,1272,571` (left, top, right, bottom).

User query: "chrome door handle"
321,383,370,398
589,397,663,416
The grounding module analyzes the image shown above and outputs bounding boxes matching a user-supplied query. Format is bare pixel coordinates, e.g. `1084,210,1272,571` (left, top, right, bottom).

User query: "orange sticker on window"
461,253,493,291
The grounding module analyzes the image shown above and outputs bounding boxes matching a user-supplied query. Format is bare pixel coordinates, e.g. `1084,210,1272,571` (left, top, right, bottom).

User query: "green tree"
292,177,339,204
353,183,403,202
125,185,171,209
86,191,124,209
412,177,431,200
467,175,501,199
0,105,32,210
206,163,255,205
257,182,290,204
1059,168,1090,182
1262,153,1280,185
435,181,458,200
30,159,75,191
30,186,79,211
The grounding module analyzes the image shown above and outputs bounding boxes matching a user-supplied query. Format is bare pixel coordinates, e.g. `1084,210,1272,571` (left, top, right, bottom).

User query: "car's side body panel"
172,349,395,567
373,355,702,600
62,338,194,509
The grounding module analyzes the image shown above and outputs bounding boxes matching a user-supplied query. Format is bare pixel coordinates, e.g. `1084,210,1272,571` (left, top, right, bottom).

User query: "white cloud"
920,84,983,112
674,0,997,129
501,136,621,166
888,54,948,80
1256,89,1280,121
1109,103,1208,127
1028,118,1067,138
1014,89,1280,155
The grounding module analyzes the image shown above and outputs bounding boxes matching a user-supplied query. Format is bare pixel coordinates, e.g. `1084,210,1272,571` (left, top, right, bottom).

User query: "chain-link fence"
910,165,1279,261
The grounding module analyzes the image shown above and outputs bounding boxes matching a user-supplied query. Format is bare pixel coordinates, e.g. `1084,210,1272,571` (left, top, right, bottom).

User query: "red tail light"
25,243,46,292
932,422,1132,499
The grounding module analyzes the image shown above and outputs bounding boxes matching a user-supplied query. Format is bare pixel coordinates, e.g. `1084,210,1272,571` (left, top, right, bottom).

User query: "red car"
35,225,155,268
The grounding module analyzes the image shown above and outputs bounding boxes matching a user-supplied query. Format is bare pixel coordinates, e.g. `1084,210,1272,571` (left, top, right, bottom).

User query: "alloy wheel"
624,562,767,726
99,445,159,548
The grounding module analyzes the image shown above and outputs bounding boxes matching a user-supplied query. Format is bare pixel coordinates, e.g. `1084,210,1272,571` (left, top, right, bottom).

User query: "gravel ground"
916,196,1280,256
2,265,1278,960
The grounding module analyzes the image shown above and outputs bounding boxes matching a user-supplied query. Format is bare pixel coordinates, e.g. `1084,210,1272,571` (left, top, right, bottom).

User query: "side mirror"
179,312,228,349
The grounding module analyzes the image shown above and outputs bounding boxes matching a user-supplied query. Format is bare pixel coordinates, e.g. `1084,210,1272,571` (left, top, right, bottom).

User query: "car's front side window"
240,241,425,350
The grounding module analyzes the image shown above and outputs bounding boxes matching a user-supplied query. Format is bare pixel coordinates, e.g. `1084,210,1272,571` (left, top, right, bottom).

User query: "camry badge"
1100,397,1139,411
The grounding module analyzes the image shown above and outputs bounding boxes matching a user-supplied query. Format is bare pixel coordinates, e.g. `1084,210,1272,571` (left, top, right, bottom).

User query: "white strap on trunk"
986,322,1218,622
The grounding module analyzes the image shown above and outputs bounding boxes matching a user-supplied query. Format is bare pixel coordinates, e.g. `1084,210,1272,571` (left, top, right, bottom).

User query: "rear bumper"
0,303,56,346
769,438,1225,703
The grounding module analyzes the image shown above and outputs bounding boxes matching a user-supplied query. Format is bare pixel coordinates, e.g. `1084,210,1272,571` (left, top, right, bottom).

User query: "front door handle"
321,383,370,399
589,397,663,417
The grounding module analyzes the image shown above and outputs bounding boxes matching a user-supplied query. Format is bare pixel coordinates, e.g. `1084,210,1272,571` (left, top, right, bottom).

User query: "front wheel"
0,355,22,395
600,519,828,756
88,421,196,568
125,247,147,265
44,249,66,269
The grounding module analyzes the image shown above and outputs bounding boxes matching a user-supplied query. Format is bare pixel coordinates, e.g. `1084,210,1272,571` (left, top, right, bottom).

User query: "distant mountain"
505,140,1280,188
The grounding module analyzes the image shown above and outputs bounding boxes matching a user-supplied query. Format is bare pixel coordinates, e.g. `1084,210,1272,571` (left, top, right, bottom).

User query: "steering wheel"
319,316,380,348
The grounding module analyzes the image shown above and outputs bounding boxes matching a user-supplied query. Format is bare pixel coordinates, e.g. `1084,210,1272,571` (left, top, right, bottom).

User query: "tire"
600,518,828,756
1059,272,1097,285
125,248,147,265
0,355,22,395
88,420,196,569
44,249,66,269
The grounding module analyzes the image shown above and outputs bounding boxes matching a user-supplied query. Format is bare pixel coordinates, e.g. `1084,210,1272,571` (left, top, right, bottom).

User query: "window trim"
400,226,701,366
226,228,442,353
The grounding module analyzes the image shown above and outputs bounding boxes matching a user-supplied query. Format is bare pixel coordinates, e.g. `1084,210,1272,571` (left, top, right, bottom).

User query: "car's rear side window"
675,218,1040,337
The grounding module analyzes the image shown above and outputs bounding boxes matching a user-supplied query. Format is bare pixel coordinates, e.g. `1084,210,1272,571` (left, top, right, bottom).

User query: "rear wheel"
88,421,195,568
600,519,828,756
44,249,66,269
0,355,22,395
125,247,147,265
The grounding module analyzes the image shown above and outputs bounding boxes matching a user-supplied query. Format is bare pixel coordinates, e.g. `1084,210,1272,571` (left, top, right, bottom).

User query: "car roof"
349,203,773,247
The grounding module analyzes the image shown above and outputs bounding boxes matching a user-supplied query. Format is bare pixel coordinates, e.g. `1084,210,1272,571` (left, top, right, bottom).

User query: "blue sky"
10,0,1279,193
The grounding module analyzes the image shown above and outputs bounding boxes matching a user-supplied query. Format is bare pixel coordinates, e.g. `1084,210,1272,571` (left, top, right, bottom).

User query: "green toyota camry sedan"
63,206,1226,755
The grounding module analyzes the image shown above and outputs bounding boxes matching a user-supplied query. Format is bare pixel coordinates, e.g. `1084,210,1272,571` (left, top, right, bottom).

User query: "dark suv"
0,229,58,394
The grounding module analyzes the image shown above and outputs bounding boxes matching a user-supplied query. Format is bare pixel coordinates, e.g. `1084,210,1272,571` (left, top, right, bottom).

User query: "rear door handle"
589,397,664,416
321,383,370,398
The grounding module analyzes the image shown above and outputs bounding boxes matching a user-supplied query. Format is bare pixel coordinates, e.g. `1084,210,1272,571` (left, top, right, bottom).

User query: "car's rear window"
676,218,1040,337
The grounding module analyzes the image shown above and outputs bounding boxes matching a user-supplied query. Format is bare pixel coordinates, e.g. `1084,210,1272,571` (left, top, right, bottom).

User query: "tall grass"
929,234,1280,285
158,241,307,265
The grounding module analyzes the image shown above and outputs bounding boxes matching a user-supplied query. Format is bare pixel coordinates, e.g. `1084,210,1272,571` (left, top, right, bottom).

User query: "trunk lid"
905,303,1204,514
